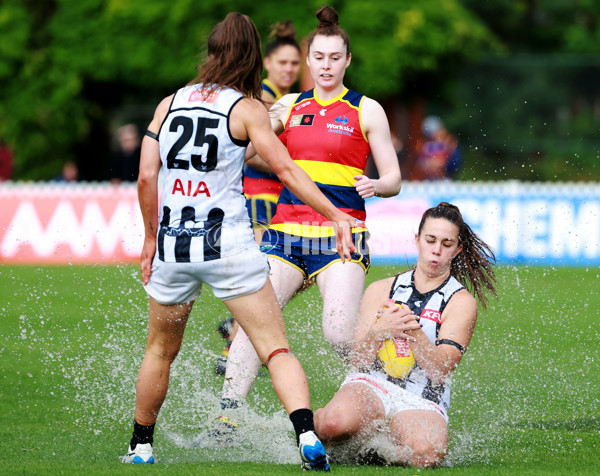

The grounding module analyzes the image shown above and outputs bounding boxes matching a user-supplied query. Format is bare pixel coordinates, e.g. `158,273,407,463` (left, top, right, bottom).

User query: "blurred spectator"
0,139,14,181
391,132,406,169
412,116,462,181
53,161,79,182
109,124,141,183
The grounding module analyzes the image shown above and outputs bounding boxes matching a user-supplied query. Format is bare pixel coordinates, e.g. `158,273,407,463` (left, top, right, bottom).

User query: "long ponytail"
191,12,263,99
418,202,497,308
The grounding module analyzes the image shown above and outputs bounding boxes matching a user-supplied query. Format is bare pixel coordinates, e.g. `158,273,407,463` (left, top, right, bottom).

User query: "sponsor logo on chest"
420,309,442,324
326,114,355,136
326,124,354,135
290,114,315,127
289,108,356,137
171,179,211,197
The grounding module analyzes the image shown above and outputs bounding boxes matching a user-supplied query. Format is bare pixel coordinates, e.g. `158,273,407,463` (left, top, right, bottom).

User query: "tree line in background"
1,0,599,181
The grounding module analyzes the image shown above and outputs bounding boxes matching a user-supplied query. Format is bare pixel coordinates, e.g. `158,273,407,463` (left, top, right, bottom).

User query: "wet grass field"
1,264,599,475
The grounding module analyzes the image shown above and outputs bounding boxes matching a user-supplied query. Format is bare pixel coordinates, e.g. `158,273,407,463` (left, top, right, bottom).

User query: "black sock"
129,420,155,449
289,408,315,445
220,398,241,410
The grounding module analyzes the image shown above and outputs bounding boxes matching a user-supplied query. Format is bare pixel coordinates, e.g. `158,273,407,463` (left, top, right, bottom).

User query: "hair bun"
316,5,339,28
273,20,296,41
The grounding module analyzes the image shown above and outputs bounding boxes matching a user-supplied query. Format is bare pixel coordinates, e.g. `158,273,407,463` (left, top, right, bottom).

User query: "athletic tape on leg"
264,348,290,367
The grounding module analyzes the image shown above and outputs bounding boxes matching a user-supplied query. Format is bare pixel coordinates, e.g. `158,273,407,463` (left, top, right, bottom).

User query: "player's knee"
322,316,354,349
314,407,352,441
322,330,351,355
322,330,341,348
406,438,446,468
146,342,181,363
314,413,340,440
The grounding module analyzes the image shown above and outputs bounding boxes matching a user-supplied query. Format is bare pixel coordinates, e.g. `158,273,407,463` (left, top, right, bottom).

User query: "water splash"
7,264,599,468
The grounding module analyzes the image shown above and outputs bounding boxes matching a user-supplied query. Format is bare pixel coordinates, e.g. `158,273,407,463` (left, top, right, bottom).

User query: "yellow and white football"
376,302,416,379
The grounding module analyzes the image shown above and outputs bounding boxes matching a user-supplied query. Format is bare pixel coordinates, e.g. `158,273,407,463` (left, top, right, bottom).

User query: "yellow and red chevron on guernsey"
271,88,370,237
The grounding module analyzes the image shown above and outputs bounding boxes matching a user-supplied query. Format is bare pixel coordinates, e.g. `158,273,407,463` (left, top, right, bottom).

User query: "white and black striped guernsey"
156,85,254,262
382,270,465,414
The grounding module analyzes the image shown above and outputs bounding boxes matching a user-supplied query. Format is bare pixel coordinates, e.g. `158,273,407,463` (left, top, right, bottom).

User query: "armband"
145,130,158,141
435,338,465,355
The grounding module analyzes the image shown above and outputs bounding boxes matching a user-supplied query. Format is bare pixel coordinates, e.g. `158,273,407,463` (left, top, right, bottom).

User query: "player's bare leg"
225,284,307,409
221,259,304,403
124,297,194,464
224,278,330,470
135,298,194,425
388,410,448,467
214,227,280,375
314,383,384,442
316,261,365,359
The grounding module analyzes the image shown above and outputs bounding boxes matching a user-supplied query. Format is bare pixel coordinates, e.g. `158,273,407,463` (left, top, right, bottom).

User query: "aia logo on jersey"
290,114,315,127
335,115,348,124
171,179,211,197
420,309,442,323
189,89,218,103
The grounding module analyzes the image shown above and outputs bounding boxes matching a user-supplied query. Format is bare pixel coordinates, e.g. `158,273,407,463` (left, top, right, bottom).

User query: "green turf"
0,264,599,475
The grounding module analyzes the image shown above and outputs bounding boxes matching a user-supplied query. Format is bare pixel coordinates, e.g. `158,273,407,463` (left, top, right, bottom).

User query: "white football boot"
121,443,155,464
299,430,330,471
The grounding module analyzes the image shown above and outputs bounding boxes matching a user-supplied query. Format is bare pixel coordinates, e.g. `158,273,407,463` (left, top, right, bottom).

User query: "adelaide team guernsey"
381,270,465,414
242,79,285,199
156,85,253,263
270,88,371,237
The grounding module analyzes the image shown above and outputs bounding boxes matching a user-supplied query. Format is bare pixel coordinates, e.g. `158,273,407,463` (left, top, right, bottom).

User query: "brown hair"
306,6,350,55
265,20,301,57
191,12,263,99
418,202,497,309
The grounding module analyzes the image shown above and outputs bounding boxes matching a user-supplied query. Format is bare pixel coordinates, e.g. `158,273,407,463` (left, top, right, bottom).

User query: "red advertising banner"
2,181,599,265
0,184,143,264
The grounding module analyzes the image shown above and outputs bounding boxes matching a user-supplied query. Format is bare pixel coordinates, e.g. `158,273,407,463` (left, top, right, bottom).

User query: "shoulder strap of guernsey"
293,89,315,105
262,78,281,102
341,89,364,108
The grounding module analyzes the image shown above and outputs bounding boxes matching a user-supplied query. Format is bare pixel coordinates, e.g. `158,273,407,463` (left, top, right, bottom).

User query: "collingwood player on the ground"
314,202,497,468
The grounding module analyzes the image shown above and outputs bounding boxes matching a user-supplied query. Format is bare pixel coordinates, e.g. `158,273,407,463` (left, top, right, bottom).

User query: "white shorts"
144,245,269,304
341,372,448,422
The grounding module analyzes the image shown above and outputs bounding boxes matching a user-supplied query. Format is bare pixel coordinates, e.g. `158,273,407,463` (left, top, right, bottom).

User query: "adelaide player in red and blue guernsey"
218,6,402,416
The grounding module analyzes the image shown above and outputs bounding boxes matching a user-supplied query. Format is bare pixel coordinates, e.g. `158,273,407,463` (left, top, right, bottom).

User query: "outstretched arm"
232,97,357,260
243,94,296,174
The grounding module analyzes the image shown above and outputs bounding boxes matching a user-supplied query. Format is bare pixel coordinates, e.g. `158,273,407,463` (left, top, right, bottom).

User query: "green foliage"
0,0,495,180
459,0,584,53
341,0,500,98
436,2,600,182
562,1,600,54
0,1,30,80
447,55,600,182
